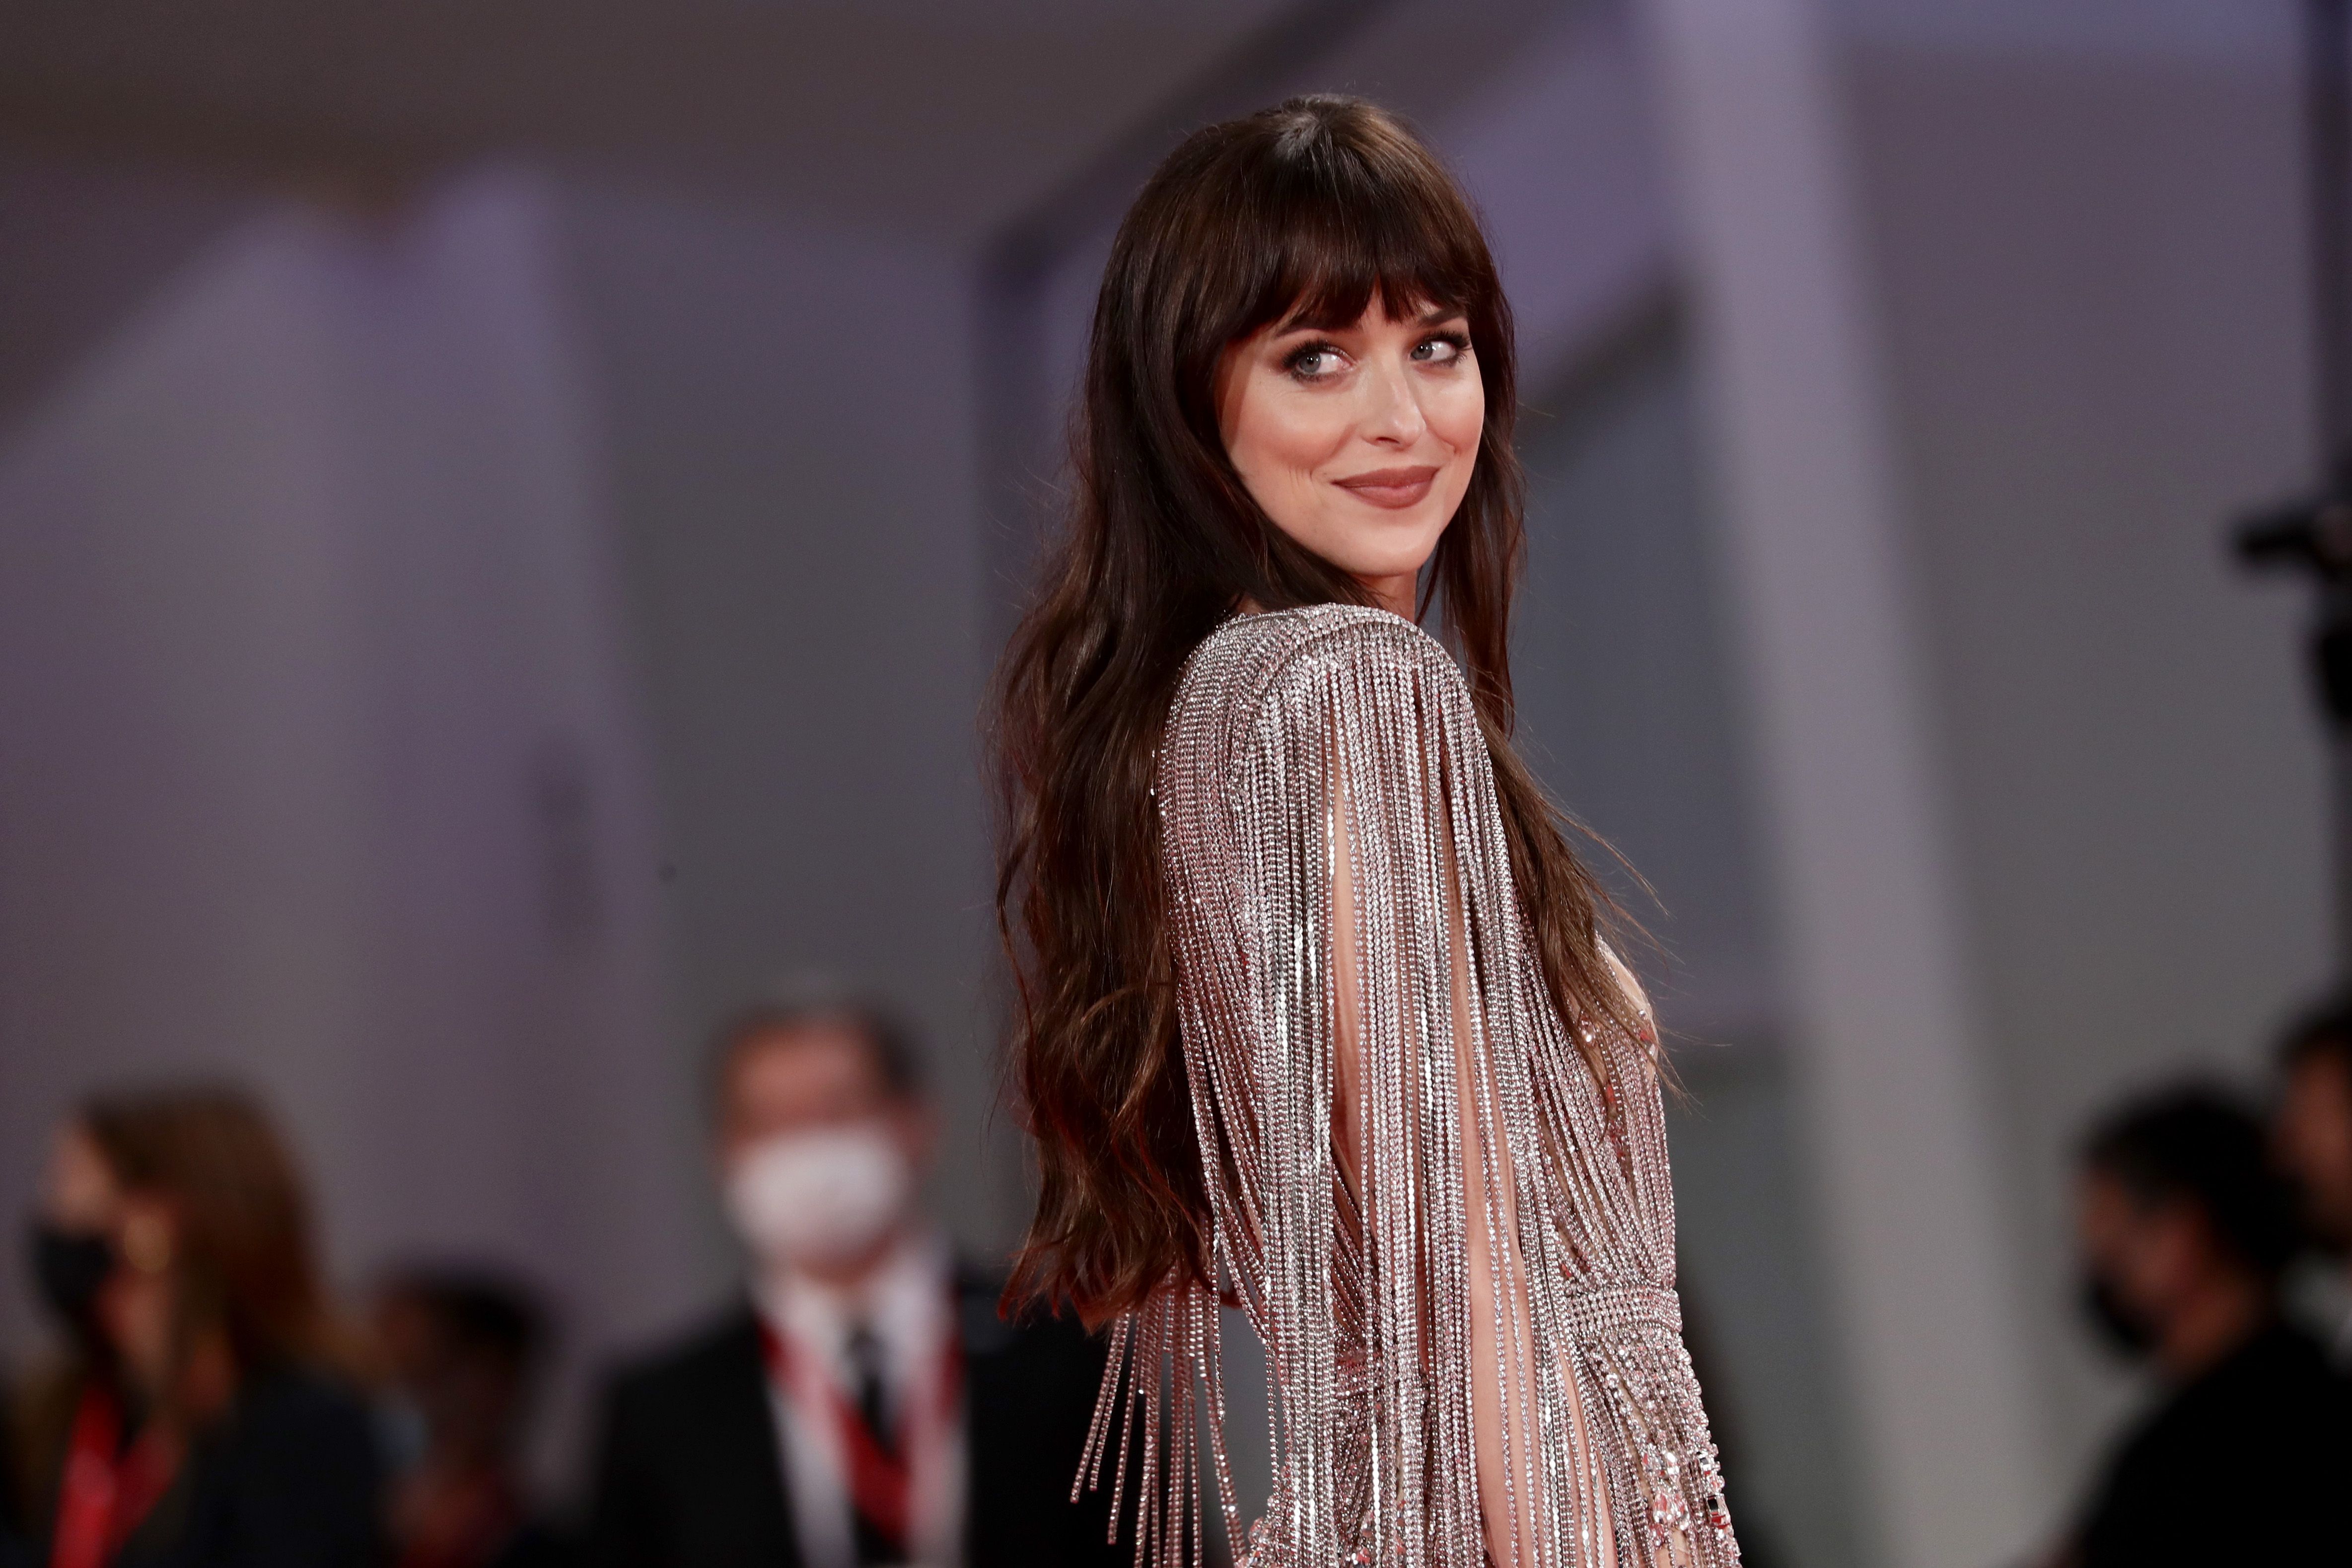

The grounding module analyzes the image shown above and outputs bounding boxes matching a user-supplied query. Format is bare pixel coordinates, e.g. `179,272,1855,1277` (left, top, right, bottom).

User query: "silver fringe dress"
1080,606,1741,1568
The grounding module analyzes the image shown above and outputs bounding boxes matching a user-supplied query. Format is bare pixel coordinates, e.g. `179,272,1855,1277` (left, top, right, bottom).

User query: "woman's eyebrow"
1271,313,1352,336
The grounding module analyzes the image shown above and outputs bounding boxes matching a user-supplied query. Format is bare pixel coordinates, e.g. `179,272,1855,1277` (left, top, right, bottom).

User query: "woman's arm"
1140,607,1640,1568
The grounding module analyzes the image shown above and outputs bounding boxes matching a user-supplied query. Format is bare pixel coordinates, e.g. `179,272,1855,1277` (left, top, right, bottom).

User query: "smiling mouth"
1334,465,1440,508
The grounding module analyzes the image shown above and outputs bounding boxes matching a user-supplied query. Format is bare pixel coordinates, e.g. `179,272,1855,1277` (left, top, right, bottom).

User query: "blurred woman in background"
10,1087,381,1568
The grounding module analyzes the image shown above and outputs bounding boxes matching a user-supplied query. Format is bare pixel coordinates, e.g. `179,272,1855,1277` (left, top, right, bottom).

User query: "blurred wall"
1644,3,2332,1564
1841,0,2330,1489
0,165,708,1463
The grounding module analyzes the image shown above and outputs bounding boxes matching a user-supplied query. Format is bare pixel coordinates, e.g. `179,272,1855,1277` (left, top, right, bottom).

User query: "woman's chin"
1324,529,1446,586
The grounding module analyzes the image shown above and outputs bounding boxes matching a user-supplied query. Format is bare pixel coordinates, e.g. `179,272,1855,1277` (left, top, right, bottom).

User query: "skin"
2275,1049,2352,1256
40,1122,181,1401
1214,291,1484,617
2074,1168,2267,1382
715,1023,936,1292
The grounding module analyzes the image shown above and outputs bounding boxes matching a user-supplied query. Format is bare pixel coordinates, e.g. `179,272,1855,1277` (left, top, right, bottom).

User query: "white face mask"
724,1124,913,1272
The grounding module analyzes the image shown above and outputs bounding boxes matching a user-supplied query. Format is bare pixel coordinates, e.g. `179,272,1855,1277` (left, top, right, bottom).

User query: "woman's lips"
1334,465,1440,508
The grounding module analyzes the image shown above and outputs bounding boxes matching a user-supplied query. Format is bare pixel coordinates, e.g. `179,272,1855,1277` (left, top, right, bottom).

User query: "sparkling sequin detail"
1078,607,1741,1568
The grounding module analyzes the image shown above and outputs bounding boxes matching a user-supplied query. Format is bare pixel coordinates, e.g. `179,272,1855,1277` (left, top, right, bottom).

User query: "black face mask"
29,1221,115,1326
2080,1272,2154,1360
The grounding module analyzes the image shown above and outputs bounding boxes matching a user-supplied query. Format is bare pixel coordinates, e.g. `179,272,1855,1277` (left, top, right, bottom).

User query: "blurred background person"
371,1269,571,1568
583,987,1119,1568
7,1086,382,1568
2053,1084,2352,1568
2272,995,2352,1360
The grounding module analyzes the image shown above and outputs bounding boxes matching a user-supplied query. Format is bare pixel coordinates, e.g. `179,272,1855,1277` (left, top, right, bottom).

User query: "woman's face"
39,1122,178,1378
41,1121,121,1234
1214,293,1484,615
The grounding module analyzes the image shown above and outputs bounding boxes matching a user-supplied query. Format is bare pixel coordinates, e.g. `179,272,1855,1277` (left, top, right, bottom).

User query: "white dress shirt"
754,1232,966,1568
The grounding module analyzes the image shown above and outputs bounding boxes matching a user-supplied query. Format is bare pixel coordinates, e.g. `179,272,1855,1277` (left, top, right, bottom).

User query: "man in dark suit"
584,990,1123,1568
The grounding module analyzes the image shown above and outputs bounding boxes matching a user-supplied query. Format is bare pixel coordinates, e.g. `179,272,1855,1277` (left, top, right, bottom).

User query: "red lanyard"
755,1310,963,1550
50,1385,176,1568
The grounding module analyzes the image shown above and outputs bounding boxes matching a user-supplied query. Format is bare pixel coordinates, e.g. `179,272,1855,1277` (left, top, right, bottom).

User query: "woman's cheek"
1294,397,1357,470
1434,380,1485,454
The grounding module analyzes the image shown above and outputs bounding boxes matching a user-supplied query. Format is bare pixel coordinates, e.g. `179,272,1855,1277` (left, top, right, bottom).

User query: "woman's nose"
1360,362,1427,444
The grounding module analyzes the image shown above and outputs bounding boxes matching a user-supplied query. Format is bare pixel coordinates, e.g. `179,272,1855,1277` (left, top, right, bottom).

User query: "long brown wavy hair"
81,1085,335,1384
995,96,1633,1325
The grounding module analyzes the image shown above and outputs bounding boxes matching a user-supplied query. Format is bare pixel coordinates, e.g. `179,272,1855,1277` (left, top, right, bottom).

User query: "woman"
13,1087,382,1568
996,97,1741,1568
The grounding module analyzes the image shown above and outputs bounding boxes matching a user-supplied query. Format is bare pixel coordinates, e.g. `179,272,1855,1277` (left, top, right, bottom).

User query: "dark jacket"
16,1365,382,1568
585,1268,1125,1568
2074,1321,2352,1567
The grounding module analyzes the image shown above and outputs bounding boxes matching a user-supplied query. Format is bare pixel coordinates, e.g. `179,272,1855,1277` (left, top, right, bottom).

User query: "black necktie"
847,1320,898,1458
846,1320,902,1565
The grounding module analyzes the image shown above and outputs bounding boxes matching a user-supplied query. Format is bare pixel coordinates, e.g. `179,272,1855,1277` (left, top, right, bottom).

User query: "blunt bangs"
1223,117,1496,342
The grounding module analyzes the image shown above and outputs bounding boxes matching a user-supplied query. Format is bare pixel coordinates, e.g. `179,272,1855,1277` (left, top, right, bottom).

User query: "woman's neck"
1235,572,1419,621
1358,571,1417,618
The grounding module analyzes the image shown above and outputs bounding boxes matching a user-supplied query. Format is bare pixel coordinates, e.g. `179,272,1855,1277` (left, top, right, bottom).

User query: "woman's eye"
1414,334,1470,365
1284,344,1345,380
